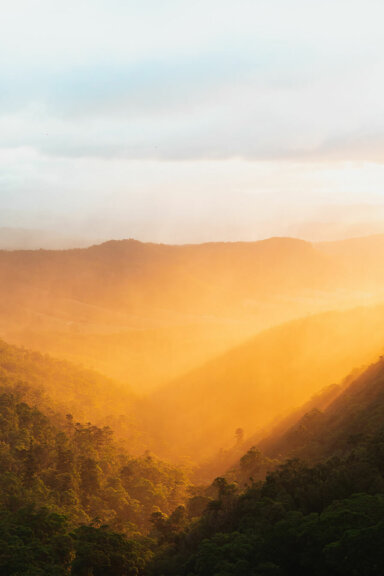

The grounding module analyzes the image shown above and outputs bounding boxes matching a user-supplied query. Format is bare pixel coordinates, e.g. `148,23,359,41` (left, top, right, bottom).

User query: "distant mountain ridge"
1,233,384,395
0,235,342,393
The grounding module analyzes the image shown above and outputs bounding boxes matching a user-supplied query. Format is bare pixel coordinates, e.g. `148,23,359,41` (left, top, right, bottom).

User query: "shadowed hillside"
153,353,384,576
258,354,384,463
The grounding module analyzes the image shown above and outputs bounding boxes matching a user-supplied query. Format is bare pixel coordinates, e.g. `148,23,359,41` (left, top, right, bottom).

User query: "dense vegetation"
2,337,384,574
152,459,384,575
148,356,384,575
0,338,149,454
0,381,190,574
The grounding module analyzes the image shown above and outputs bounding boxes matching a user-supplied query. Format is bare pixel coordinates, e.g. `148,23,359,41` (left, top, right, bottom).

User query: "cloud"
1,0,384,162
2,69,384,163
2,0,384,244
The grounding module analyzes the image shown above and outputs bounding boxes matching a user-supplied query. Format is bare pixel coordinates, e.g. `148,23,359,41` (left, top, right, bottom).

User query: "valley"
1,235,384,574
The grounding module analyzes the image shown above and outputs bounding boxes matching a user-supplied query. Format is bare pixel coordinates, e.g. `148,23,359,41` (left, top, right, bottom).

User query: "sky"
1,0,384,245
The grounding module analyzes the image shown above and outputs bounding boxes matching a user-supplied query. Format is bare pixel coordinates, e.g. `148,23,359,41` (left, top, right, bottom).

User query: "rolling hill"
3,234,384,394
146,304,384,463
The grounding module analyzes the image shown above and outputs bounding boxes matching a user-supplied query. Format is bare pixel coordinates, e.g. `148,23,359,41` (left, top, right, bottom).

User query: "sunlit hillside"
0,339,145,454
4,300,384,470
147,304,384,463
2,235,384,395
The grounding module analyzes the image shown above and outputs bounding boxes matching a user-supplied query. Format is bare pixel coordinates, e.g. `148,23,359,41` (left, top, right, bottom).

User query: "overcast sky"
2,0,384,244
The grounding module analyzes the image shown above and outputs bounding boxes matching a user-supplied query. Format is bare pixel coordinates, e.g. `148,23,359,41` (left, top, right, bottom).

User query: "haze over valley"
1,234,384,467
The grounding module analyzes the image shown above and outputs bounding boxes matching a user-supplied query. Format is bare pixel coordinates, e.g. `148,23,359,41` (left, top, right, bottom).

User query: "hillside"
2,306,384,574
0,339,146,454
4,349,384,575
0,382,190,574
147,305,384,463
259,354,384,463
2,235,383,393
0,385,189,531
196,376,351,485
150,354,384,576
3,234,384,467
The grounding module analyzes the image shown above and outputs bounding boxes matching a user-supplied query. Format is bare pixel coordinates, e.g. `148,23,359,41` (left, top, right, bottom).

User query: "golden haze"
1,234,384,466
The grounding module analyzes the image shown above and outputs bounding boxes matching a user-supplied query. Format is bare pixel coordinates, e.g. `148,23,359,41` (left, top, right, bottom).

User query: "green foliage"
3,345,384,574
0,338,143,452
150,455,384,575
0,381,189,574
71,525,151,576
0,506,71,576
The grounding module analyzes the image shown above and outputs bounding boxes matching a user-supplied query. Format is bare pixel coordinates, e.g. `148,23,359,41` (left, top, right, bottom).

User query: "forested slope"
0,382,190,575
0,339,148,453
3,340,384,574
150,355,384,575
147,305,384,463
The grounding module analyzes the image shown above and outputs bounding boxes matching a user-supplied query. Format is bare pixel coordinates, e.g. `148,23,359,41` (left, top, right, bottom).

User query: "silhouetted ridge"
259,355,384,462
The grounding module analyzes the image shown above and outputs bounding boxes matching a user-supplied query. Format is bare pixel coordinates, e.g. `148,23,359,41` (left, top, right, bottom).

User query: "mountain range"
2,234,384,396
